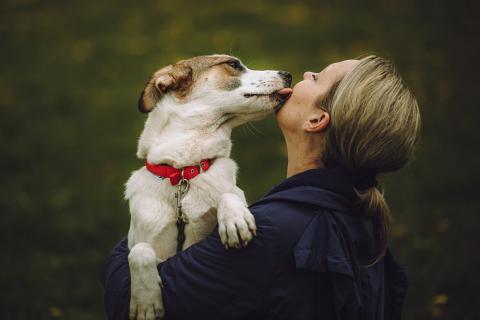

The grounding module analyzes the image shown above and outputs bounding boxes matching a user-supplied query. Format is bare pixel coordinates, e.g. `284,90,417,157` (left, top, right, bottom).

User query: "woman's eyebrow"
321,64,332,74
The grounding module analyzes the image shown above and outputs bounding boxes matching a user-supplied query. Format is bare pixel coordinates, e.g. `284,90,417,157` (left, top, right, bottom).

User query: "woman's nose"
303,71,313,80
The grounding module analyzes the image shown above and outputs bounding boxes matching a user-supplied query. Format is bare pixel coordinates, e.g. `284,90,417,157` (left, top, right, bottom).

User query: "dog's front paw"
217,193,257,249
129,276,164,320
129,243,164,320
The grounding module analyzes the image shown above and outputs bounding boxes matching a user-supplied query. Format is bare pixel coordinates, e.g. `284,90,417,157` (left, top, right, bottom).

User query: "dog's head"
138,54,292,127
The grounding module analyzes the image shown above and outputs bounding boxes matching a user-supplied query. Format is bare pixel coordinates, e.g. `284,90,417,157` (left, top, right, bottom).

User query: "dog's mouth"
243,88,293,112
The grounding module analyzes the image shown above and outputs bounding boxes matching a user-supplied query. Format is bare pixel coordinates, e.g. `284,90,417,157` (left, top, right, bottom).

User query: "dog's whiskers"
247,122,263,136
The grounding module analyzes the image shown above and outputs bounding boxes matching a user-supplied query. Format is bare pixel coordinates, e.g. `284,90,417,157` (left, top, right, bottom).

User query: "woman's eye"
226,60,243,71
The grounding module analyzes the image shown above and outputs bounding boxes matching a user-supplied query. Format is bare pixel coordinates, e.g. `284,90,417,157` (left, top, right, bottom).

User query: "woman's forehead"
324,59,359,72
317,60,359,83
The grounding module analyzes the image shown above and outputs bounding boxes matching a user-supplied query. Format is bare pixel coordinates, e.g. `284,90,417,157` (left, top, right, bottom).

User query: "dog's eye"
226,60,243,71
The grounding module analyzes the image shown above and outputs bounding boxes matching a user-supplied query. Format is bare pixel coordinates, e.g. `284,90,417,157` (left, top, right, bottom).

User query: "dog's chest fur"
126,155,241,260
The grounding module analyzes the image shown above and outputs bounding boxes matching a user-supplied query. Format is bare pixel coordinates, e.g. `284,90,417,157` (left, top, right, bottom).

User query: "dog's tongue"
277,88,293,99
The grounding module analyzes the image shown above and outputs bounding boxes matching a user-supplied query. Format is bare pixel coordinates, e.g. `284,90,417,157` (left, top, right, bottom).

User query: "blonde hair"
322,55,421,261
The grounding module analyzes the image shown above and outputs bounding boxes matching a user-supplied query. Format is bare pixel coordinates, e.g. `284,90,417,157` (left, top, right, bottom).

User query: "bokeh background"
1,0,479,319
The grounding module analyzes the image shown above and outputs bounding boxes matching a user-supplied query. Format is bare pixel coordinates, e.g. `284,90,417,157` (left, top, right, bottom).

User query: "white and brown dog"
125,54,292,319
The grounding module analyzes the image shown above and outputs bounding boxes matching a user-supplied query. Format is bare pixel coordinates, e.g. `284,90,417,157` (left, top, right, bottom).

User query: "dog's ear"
138,63,193,113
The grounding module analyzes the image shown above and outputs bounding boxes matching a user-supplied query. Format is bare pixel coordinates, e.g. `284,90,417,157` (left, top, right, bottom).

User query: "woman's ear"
302,110,330,133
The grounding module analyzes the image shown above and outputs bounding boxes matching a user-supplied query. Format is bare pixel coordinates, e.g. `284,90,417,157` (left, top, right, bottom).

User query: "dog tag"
175,179,189,220
175,178,189,252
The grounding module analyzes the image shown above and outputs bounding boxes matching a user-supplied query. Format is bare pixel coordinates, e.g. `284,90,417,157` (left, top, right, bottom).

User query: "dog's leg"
128,242,164,320
217,191,257,249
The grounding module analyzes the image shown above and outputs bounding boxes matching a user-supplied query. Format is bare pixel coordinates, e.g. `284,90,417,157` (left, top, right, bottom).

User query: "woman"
100,55,420,320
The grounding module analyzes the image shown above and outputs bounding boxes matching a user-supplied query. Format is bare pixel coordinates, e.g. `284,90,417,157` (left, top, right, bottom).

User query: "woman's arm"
99,209,279,320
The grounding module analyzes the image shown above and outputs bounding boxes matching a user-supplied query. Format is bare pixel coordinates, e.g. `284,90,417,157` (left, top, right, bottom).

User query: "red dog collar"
145,159,211,185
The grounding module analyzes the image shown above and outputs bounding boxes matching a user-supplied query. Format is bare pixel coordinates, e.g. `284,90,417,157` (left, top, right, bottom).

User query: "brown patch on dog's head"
138,55,244,113
138,63,193,113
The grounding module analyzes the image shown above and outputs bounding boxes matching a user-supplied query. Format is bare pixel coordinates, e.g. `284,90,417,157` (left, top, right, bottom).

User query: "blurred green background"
1,0,479,319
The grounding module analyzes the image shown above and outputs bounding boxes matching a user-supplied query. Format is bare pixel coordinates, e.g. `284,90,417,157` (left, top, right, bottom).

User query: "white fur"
126,56,288,320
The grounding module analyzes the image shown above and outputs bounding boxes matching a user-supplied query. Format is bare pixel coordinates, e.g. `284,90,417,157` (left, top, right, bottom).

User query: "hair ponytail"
356,185,392,263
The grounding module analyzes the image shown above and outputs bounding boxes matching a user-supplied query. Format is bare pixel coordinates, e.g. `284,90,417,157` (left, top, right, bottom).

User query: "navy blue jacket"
100,167,408,320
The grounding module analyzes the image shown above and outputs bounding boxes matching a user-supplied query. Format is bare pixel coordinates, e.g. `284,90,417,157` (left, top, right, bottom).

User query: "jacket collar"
252,167,358,213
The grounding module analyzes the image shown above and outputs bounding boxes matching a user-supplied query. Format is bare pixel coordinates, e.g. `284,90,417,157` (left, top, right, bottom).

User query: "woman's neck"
284,135,325,178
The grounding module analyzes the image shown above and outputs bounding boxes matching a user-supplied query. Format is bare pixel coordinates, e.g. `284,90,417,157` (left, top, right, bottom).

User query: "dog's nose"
278,71,292,86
